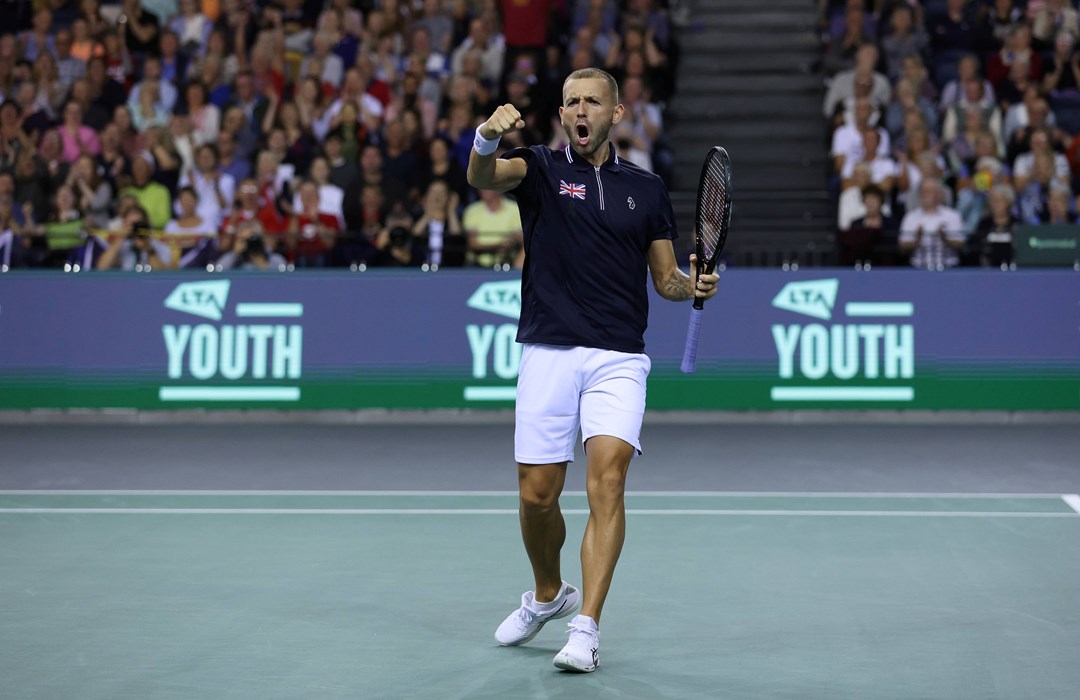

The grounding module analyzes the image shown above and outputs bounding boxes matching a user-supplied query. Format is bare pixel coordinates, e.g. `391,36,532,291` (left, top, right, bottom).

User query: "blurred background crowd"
0,0,677,270
821,0,1080,269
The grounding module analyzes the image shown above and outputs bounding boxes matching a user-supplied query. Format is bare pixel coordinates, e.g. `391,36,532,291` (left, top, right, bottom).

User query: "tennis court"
2,420,1078,699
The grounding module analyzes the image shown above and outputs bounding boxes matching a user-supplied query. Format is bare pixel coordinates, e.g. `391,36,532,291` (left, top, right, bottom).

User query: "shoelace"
516,606,539,626
566,621,597,647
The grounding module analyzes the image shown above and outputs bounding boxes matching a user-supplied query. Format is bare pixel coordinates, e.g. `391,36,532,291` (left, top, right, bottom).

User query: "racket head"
694,146,733,277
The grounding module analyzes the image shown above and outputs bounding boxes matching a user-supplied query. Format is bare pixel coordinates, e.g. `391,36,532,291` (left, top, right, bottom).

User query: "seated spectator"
946,111,994,175
1016,153,1061,223
941,77,1002,143
286,179,339,267
980,0,1022,51
997,58,1037,110
1012,128,1072,191
838,183,888,265
56,100,101,163
898,178,965,268
158,32,189,87
838,162,874,230
22,185,86,267
939,55,996,112
70,18,105,65
881,5,928,82
831,97,890,175
178,143,234,229
450,17,505,85
129,81,170,133
184,81,220,147
33,52,67,121
301,32,346,89
20,8,56,64
969,183,1017,266
129,57,179,115
1004,92,1059,153
374,206,419,267
1032,0,1079,51
841,129,897,193
463,189,523,268
165,186,216,237
217,220,287,270
1041,32,1080,96
221,177,285,243
955,141,1008,234
823,45,891,118
170,0,213,58
415,135,470,204
68,78,110,132
290,156,344,226
54,29,87,92
986,24,1042,92
411,179,465,267
1042,182,1078,223
886,78,938,140
0,193,27,268
899,54,938,102
123,153,172,230
822,0,876,76
95,205,174,270
324,130,358,190
927,0,978,55
67,154,113,228
86,57,126,118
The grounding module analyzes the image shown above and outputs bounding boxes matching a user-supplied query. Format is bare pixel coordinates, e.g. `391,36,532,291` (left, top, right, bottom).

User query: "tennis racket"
680,146,732,374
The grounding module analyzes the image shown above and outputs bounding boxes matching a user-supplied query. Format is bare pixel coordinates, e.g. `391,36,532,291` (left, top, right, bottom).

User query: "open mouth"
576,123,590,147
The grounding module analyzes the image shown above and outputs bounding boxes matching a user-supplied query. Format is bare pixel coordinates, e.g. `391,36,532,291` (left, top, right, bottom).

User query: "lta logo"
159,281,304,402
769,280,915,402
464,280,521,402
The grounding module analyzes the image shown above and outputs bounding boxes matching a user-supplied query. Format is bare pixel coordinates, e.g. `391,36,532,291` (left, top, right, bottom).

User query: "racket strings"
697,158,730,259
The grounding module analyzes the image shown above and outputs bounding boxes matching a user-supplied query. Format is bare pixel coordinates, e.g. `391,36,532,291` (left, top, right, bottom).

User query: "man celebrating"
467,68,718,673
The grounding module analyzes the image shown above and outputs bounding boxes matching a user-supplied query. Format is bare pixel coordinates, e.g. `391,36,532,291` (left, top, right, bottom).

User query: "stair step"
690,11,817,29
679,52,814,73
700,0,815,12
679,31,820,52
669,118,823,140
679,74,822,95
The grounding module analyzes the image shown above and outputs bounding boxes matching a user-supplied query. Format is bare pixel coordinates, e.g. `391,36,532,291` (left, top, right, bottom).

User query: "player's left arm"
647,239,718,303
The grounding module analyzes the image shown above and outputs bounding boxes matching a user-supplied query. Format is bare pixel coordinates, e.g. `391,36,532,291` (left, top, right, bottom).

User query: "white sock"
570,614,598,631
531,583,567,611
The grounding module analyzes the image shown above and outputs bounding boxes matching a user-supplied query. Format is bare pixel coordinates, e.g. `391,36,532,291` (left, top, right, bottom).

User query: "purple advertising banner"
0,270,1077,409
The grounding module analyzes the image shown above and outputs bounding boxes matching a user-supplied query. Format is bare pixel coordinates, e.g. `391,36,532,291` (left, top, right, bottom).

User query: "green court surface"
2,492,1079,699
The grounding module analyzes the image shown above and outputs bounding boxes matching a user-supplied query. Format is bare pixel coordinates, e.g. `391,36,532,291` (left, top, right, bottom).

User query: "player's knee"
587,467,627,500
519,479,560,512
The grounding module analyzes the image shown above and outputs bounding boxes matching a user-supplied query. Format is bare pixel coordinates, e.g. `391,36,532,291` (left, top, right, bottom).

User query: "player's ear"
611,103,625,125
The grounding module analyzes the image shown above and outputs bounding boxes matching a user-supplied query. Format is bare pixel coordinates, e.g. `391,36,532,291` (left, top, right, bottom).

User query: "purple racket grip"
680,307,704,374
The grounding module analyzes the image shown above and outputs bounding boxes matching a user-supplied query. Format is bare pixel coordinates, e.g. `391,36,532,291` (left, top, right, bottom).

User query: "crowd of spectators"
821,0,1080,268
0,0,676,271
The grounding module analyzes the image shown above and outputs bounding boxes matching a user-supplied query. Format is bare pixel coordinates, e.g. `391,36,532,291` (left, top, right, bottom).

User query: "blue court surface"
1,421,1078,699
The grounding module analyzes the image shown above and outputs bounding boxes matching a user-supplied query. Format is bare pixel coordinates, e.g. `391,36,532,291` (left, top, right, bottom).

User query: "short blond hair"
562,68,619,105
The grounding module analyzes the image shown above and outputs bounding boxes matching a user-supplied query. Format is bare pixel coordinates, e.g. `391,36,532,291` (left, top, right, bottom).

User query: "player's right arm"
467,104,528,193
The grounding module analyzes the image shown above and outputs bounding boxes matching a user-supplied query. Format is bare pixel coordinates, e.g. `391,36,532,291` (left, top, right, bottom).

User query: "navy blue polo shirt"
502,143,678,354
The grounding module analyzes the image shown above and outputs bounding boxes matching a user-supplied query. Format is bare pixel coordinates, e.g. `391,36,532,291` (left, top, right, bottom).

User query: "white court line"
0,508,1076,518
0,490,1068,499
1062,495,1080,514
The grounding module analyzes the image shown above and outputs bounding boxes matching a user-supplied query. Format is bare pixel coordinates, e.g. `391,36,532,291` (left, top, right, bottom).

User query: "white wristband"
474,127,501,156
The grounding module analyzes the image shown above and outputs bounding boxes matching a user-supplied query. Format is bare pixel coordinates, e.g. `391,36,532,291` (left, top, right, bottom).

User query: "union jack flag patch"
559,180,586,200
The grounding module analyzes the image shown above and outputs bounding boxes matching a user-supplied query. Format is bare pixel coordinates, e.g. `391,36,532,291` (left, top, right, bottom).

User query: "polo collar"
564,143,621,172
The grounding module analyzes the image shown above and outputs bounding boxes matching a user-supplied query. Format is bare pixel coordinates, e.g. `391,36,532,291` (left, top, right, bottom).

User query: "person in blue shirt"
468,67,719,673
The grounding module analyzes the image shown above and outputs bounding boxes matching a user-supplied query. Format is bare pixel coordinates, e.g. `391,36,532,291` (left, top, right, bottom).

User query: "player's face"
560,78,624,159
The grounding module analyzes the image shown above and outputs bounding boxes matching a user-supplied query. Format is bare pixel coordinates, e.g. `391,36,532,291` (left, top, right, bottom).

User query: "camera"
243,234,266,258
130,222,150,240
389,226,410,248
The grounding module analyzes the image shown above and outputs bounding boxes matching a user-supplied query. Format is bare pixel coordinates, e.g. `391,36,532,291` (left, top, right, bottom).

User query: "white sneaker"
552,614,599,672
494,581,580,646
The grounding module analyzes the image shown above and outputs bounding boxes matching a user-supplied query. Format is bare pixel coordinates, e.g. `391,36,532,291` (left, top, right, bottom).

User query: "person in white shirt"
178,143,235,229
831,97,890,175
899,179,966,269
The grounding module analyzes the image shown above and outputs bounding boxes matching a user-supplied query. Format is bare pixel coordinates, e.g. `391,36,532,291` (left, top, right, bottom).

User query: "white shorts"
514,343,651,464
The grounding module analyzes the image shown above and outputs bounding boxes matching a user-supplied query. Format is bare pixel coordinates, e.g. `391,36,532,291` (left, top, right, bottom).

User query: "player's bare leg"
579,435,635,623
518,462,568,602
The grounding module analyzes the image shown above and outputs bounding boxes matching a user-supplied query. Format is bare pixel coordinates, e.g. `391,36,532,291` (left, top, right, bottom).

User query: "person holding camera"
95,205,174,270
217,220,287,271
412,179,465,267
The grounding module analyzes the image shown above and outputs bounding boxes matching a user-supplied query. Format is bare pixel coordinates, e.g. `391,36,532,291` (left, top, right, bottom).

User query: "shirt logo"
559,180,586,200
627,197,636,210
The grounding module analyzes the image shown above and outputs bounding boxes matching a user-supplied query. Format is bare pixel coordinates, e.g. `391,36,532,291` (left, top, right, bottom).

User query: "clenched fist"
479,104,525,140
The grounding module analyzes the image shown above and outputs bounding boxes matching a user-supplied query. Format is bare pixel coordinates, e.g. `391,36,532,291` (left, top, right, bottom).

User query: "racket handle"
680,306,704,374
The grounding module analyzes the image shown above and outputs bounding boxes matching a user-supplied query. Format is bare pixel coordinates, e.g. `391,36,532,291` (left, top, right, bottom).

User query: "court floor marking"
0,490,1071,499
1063,494,1080,514
1,508,1077,518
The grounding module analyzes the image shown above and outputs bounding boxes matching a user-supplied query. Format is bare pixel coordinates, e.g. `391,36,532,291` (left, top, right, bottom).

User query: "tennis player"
467,67,718,673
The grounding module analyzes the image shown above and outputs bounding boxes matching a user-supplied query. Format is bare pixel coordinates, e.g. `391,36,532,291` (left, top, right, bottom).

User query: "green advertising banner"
0,270,1077,410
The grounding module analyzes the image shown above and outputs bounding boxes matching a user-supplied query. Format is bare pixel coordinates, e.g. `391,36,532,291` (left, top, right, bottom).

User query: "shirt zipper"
593,166,605,211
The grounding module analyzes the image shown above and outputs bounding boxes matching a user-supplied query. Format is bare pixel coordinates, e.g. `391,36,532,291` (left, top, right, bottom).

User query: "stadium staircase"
666,0,834,266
